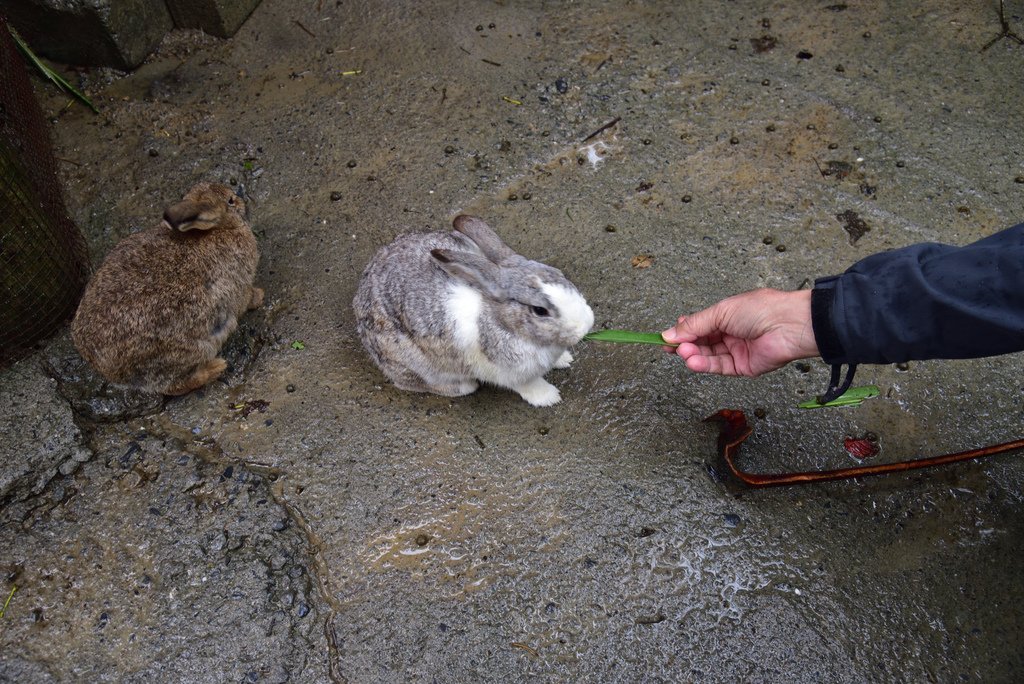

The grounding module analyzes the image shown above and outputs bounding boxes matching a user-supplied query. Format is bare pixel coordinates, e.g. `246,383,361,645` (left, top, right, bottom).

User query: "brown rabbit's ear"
162,200,221,232
452,215,515,262
431,248,506,300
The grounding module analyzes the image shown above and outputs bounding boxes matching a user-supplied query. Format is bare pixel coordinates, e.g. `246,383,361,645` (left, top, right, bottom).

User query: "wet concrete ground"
3,0,1024,681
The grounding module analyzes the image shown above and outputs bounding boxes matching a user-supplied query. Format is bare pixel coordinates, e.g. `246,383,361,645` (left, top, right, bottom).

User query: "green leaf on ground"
798,385,880,409
9,26,98,113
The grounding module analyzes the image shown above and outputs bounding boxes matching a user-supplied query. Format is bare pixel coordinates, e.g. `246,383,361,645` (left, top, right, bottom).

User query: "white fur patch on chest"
448,283,483,346
447,284,499,375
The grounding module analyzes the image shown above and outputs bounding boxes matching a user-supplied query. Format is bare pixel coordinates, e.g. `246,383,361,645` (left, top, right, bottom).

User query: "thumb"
662,305,722,343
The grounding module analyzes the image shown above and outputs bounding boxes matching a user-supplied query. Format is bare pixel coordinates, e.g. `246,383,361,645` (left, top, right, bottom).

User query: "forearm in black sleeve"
810,222,1024,365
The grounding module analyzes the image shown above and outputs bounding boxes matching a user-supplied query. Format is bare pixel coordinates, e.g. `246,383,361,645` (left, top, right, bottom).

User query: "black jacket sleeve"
810,222,1024,365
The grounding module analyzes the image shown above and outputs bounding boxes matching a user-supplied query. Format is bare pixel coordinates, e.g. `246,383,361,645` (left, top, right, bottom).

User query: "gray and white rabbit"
71,182,262,395
353,215,594,406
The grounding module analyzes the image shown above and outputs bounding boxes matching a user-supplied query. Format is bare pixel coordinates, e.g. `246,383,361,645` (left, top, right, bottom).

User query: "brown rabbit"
71,182,262,395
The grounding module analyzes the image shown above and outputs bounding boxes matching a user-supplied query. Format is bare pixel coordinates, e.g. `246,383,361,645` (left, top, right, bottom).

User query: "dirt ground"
3,1,1024,681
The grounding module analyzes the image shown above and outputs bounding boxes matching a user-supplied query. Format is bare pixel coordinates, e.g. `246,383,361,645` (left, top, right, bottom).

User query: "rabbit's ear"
162,200,221,232
452,215,515,262
431,249,506,299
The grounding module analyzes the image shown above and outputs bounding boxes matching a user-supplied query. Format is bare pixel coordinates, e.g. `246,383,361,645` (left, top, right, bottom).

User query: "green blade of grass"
0,585,15,618
583,329,677,347
798,385,879,409
8,26,98,113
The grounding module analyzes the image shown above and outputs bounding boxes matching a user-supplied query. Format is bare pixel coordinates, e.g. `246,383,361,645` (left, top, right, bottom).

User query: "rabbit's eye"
227,197,236,206
531,305,550,317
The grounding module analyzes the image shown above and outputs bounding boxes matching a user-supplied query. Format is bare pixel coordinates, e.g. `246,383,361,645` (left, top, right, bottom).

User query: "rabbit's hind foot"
165,358,228,395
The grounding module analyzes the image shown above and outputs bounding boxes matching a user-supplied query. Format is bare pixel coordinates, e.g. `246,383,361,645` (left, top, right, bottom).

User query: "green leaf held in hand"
798,385,879,409
583,329,678,347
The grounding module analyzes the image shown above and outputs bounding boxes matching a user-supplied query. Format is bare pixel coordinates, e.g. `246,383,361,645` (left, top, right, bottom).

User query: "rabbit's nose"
163,206,199,231
162,209,179,230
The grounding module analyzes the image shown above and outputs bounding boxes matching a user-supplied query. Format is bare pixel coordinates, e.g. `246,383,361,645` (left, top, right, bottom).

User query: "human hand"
661,288,819,377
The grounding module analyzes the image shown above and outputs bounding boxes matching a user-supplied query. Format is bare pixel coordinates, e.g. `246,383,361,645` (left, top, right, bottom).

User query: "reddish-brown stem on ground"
705,409,1024,488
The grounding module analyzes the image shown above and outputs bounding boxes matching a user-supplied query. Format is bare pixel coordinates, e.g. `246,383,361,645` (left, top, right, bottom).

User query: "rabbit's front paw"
249,287,265,309
554,350,574,369
515,377,561,407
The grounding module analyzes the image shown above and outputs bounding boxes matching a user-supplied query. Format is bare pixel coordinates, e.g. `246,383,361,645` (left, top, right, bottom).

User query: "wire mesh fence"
0,15,89,367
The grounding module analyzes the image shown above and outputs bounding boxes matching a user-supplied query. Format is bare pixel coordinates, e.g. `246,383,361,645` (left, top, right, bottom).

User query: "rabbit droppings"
71,182,263,396
353,215,594,406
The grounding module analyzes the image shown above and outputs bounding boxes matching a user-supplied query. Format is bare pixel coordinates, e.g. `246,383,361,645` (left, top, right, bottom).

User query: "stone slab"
166,0,262,39
1,0,173,70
